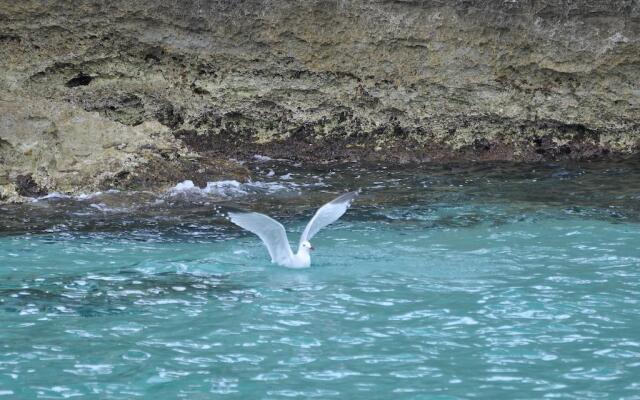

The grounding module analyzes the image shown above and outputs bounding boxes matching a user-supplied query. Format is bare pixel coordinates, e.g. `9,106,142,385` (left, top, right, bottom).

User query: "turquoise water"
1,160,640,398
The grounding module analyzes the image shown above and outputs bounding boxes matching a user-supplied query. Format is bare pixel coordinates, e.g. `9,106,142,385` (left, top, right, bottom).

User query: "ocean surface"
1,159,640,399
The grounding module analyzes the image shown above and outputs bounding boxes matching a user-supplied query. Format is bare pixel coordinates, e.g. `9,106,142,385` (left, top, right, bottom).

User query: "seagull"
220,191,358,268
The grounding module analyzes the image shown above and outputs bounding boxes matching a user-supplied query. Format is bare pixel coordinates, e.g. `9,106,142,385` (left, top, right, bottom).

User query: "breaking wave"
167,179,299,197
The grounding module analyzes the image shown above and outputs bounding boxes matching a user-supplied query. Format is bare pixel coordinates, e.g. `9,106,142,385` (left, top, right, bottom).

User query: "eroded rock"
0,0,638,201
15,174,47,197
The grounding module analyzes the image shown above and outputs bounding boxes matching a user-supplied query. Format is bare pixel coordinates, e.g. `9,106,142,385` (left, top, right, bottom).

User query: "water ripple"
2,161,640,398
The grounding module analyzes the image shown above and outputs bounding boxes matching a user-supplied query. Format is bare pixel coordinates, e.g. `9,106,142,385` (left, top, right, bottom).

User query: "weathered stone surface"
0,93,248,200
1,0,638,199
0,183,21,203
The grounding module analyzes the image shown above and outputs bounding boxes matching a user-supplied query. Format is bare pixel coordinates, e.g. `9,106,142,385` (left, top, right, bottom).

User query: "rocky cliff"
1,0,639,200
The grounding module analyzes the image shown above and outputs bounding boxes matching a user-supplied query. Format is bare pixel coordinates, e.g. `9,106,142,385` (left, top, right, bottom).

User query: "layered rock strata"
1,0,638,200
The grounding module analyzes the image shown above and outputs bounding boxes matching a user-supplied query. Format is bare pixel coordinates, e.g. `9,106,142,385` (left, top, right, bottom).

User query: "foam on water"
33,191,112,202
168,179,298,197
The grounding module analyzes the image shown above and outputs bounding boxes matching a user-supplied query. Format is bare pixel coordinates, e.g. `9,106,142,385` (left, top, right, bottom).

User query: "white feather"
299,191,358,249
226,191,358,268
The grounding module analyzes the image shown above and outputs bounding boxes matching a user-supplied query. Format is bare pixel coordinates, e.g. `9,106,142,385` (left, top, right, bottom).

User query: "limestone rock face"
1,0,638,198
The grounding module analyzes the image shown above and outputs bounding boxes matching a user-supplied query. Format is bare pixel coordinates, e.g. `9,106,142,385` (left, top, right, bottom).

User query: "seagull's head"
301,240,315,252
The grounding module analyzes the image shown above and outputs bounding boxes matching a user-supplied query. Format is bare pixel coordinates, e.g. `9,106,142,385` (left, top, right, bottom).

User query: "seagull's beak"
310,245,315,251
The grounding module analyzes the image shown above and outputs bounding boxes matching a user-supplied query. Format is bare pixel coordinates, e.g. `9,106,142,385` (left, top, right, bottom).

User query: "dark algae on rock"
1,0,639,200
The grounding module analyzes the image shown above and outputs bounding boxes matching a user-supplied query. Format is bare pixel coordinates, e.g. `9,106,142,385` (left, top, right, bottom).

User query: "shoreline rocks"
1,0,638,201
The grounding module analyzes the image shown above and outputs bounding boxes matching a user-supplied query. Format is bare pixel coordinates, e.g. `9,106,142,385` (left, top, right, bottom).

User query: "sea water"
1,160,639,399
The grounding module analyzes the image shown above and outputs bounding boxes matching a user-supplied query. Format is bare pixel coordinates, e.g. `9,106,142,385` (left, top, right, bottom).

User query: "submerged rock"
0,0,638,199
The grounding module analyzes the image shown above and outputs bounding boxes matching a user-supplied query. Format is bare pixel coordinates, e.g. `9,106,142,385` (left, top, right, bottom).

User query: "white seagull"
222,191,358,268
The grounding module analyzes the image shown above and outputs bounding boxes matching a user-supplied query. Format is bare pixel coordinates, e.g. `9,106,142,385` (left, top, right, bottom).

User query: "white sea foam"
29,177,304,204
171,180,197,192
33,190,120,202
89,203,130,213
31,192,82,202
167,179,299,197
33,192,68,200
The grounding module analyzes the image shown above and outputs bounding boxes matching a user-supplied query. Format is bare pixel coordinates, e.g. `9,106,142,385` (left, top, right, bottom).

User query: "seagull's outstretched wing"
227,211,294,265
299,191,358,246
